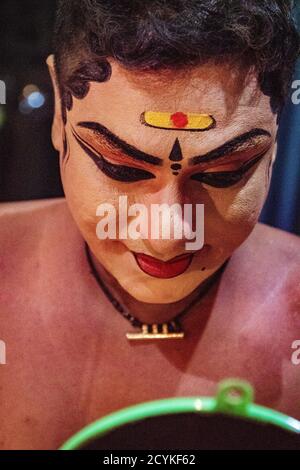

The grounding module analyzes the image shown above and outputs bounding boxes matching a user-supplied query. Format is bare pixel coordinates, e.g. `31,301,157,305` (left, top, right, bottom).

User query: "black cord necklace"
85,243,225,341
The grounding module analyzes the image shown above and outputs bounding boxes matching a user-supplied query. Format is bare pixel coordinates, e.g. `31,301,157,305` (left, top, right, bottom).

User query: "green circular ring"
60,380,300,450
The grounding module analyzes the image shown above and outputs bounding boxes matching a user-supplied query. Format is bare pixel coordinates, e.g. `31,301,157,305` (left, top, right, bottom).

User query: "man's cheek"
203,189,266,256
213,171,268,224
205,216,251,259
226,197,262,227
204,198,258,235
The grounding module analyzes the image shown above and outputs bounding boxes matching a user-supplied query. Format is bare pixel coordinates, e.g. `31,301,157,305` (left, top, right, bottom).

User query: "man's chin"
117,271,209,304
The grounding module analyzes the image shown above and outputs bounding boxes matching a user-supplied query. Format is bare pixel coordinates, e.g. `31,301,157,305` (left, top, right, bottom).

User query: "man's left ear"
46,54,64,153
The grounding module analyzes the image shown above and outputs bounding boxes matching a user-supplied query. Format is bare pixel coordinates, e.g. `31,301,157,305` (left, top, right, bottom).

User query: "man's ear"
46,54,64,152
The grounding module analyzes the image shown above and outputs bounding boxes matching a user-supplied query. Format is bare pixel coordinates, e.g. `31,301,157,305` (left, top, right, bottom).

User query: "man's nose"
132,183,200,259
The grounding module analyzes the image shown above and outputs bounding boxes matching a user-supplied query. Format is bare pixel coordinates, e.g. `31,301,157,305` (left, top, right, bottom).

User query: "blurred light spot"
27,91,45,109
19,99,32,114
23,84,39,98
194,399,203,411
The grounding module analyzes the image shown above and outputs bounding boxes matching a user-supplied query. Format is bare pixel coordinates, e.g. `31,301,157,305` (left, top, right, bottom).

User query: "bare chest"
0,288,299,449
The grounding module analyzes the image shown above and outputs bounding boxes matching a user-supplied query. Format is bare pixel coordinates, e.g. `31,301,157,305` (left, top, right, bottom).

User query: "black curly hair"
53,0,300,119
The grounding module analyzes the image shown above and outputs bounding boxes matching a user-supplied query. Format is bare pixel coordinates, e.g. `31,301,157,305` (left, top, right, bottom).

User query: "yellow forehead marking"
141,111,215,131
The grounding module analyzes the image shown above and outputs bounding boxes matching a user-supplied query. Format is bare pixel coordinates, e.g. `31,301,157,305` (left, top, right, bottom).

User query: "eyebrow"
77,121,163,166
189,128,272,166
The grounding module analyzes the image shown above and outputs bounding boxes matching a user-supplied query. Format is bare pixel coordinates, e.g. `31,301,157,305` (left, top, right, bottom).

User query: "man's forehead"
68,60,276,156
72,60,271,116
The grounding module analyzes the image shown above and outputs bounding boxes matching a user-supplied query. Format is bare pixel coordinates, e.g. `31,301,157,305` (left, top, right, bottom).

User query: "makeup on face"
72,121,272,187
141,111,216,131
57,56,279,306
189,128,272,188
62,130,69,163
190,152,268,188
72,127,156,182
189,129,272,166
77,121,163,166
169,138,183,176
61,59,112,124
134,251,194,279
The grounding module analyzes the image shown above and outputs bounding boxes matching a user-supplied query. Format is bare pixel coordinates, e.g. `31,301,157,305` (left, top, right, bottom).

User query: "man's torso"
0,198,299,449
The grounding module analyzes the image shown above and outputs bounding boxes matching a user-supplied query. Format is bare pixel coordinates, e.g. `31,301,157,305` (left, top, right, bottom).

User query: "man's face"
51,59,277,303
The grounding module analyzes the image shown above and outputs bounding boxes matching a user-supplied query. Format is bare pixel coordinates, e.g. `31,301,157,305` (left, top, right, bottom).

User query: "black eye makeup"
72,129,156,182
71,122,272,187
190,152,267,188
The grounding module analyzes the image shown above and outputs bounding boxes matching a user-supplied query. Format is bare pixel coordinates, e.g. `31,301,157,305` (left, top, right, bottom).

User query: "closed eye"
190,153,266,188
72,129,155,182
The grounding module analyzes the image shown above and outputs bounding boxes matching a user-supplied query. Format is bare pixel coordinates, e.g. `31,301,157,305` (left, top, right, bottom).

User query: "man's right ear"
46,54,64,152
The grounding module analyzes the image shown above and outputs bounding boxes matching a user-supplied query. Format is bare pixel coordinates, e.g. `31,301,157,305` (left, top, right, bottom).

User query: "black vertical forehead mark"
169,139,183,161
169,138,183,175
61,59,112,125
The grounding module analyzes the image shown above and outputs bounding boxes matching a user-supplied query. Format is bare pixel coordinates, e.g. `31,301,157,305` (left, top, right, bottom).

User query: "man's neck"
87,248,226,325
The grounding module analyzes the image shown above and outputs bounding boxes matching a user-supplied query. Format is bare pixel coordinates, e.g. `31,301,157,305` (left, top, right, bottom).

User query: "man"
0,0,300,450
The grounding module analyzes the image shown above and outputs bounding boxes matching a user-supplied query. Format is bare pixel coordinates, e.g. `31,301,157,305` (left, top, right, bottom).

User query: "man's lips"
134,251,194,279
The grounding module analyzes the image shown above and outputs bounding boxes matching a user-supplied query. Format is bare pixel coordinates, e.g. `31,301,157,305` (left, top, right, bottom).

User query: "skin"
0,200,300,450
48,56,277,307
0,57,299,450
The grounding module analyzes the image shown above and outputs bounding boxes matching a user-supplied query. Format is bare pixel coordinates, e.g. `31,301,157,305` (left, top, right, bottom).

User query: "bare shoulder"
0,197,69,238
253,223,300,294
0,197,68,226
232,221,300,323
228,221,300,321
253,222,300,258
0,198,74,281
236,222,300,273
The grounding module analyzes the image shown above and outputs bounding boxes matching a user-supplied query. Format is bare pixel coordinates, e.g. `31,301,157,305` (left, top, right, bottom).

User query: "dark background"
0,0,62,201
0,0,299,235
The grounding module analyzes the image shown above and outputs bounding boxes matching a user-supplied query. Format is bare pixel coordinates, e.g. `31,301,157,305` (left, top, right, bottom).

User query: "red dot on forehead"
171,112,188,128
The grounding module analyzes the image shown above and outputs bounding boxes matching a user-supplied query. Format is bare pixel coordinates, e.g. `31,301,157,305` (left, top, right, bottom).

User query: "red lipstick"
134,252,194,279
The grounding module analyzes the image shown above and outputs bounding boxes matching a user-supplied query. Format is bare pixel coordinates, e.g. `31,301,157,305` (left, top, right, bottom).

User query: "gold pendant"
126,322,185,341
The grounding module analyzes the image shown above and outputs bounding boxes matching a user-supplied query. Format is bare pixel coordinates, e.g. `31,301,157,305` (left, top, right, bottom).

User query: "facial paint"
190,152,266,188
72,127,155,182
62,131,68,160
169,138,183,176
61,129,70,166
141,111,216,131
170,164,182,171
77,122,163,167
61,59,112,124
190,128,271,166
